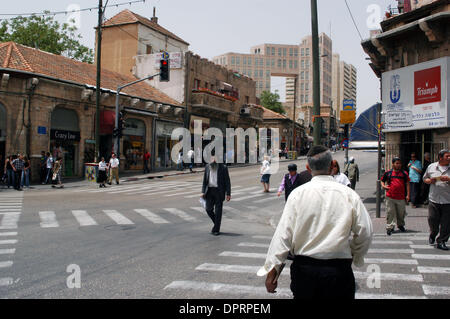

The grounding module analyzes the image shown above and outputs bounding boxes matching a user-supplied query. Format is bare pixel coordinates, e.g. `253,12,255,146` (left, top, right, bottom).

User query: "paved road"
0,150,448,298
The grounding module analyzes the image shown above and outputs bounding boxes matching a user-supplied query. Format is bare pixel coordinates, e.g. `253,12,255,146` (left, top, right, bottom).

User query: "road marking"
0,209,21,212
0,277,14,286
164,208,196,222
238,242,270,248
412,254,450,260
0,213,20,229
353,271,423,282
0,239,18,245
164,280,292,298
72,210,98,226
39,211,59,228
364,258,418,265
165,189,200,197
0,232,17,237
0,248,16,254
219,251,266,259
103,210,134,225
354,293,426,299
196,263,277,275
134,209,170,224
418,266,450,274
230,186,261,195
0,261,13,268
372,241,413,244
232,193,266,202
368,248,414,254
410,245,434,249
254,196,281,204
422,285,450,296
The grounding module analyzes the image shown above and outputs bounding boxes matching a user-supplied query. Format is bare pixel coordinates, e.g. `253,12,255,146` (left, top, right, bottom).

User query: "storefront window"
122,118,146,170
155,121,183,170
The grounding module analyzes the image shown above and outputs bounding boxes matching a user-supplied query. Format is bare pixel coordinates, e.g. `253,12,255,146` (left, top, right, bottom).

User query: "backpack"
384,170,408,197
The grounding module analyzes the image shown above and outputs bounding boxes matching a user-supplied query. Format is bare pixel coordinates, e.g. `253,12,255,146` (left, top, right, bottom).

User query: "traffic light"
160,58,170,82
117,111,126,138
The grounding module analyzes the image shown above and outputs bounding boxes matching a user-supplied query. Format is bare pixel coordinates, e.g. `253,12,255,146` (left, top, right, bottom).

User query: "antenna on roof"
151,6,158,24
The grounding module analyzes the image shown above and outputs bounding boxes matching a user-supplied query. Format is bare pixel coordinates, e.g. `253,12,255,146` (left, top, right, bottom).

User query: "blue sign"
343,99,355,111
342,138,349,149
162,51,169,60
37,126,47,135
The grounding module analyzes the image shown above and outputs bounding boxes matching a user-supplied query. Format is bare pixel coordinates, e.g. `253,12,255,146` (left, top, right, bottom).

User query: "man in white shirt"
108,153,120,185
258,145,373,299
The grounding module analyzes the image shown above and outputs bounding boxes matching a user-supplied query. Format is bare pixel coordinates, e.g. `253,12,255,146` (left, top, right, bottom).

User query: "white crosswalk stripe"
0,213,20,229
164,208,196,222
0,239,18,245
368,248,414,254
238,242,269,248
0,277,14,287
364,258,418,265
103,210,134,225
232,193,266,202
134,209,170,224
417,266,450,274
412,254,450,260
218,251,266,259
354,271,423,282
372,240,413,244
410,245,434,249
0,261,13,268
0,248,16,255
252,235,273,240
0,232,17,237
39,211,59,228
422,285,450,296
72,210,98,226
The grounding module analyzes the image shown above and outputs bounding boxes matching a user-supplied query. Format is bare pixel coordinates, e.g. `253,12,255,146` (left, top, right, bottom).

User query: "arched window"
51,107,79,131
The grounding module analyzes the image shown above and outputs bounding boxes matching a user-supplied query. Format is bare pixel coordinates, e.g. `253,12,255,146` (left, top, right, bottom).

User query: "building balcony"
240,104,264,122
190,89,236,115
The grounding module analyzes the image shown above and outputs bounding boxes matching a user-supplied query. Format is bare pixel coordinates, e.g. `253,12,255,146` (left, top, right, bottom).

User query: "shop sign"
50,129,80,141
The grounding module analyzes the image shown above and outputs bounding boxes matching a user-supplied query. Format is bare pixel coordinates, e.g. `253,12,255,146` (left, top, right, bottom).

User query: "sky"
2,0,398,116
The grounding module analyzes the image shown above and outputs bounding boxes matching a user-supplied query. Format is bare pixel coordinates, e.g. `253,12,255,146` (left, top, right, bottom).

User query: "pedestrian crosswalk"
164,233,450,299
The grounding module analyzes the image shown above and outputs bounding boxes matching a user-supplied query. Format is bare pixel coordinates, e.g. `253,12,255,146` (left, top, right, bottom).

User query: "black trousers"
205,187,223,233
428,201,450,244
14,170,23,190
410,182,421,205
290,256,355,299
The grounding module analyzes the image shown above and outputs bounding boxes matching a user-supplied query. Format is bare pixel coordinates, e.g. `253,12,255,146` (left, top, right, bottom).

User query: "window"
266,59,270,67
236,56,240,65
301,60,305,68
277,59,281,67
305,83,309,91
305,71,309,80
266,70,270,78
272,47,275,55
266,82,270,89
271,59,275,66
306,48,310,56
294,60,298,68
306,60,310,68
301,95,304,103
283,59,286,68
289,48,293,56
254,70,259,77
294,48,298,57
204,82,208,89
305,95,309,103
278,48,281,56
243,56,247,65
248,57,252,66
194,79,200,89
260,70,263,77
259,82,263,89
301,83,304,90
260,58,263,66
301,71,304,80
301,48,305,56
231,56,235,65
283,48,287,56
146,45,152,54
289,60,293,69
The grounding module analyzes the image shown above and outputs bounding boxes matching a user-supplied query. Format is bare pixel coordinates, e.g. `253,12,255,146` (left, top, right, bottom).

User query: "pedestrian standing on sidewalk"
408,152,422,208
4,155,15,189
421,152,432,205
108,153,120,185
277,164,312,201
11,154,25,191
258,145,373,299
51,157,64,188
201,153,231,236
423,149,450,251
44,152,54,184
98,157,108,188
21,156,31,188
344,157,359,190
187,147,195,172
331,160,351,187
381,157,410,236
143,150,151,174
39,151,47,184
260,155,271,193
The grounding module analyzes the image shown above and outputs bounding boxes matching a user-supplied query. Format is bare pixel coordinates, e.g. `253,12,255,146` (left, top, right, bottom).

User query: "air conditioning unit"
240,107,250,115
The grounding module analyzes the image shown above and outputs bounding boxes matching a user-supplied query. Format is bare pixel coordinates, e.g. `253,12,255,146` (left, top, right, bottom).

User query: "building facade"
362,0,449,166
332,53,357,122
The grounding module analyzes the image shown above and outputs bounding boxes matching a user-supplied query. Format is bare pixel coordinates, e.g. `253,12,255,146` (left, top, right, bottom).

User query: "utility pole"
95,0,103,162
311,0,321,146
292,76,297,155
376,102,382,218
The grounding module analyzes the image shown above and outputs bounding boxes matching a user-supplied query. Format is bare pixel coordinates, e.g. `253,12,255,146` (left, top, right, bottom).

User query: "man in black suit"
201,154,231,236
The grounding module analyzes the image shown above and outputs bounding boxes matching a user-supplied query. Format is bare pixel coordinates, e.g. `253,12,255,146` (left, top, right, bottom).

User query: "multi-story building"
332,53,357,121
362,0,449,166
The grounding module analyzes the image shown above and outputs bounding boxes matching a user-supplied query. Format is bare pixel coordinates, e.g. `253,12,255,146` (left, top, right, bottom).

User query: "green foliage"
260,90,285,114
0,13,94,63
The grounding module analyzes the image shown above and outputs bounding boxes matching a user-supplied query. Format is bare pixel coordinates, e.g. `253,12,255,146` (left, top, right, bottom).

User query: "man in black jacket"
277,164,312,201
201,154,231,236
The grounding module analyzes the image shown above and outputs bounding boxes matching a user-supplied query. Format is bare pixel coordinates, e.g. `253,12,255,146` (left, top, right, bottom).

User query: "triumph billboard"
382,57,449,132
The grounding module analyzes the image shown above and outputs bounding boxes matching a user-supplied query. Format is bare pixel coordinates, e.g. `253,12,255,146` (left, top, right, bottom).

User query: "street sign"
340,110,356,124
162,51,169,60
154,52,182,69
37,126,47,135
343,99,355,111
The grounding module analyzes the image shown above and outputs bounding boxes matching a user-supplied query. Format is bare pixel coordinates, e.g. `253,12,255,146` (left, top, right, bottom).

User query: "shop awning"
100,110,115,135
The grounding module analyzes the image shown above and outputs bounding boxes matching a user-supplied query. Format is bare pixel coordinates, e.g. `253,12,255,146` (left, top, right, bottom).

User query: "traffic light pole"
114,73,160,158
311,0,321,146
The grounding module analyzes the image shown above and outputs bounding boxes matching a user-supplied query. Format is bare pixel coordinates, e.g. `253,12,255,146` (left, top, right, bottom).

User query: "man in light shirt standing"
258,146,373,299
108,153,120,185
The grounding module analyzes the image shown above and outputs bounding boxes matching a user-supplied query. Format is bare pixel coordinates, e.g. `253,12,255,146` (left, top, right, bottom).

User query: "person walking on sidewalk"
51,157,64,188
423,149,450,251
44,152,54,184
187,148,195,172
21,156,31,188
408,152,422,208
201,153,231,236
108,153,120,185
344,157,359,190
39,151,47,184
381,157,410,236
260,155,271,193
98,157,108,188
331,160,351,187
11,154,25,191
277,164,312,201
143,150,151,174
258,146,373,299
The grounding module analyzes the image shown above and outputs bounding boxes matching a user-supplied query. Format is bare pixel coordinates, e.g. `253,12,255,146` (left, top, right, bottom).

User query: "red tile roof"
262,106,288,120
103,9,189,46
0,42,181,106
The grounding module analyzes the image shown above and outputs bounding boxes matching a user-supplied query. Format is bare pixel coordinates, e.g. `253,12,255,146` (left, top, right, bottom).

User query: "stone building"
362,0,449,166
0,41,182,180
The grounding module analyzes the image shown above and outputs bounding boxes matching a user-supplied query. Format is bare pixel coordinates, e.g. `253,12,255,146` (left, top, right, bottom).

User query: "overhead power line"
0,0,145,18
344,0,364,41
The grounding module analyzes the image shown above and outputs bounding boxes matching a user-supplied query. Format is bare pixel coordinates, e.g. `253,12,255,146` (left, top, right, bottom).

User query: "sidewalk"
357,168,429,234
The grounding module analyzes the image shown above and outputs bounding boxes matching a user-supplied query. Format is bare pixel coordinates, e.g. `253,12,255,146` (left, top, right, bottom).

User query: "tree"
0,13,94,63
260,90,285,114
